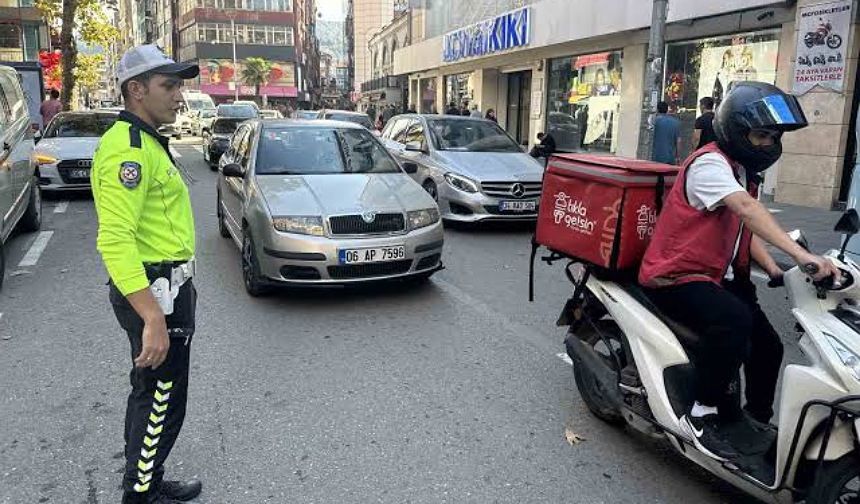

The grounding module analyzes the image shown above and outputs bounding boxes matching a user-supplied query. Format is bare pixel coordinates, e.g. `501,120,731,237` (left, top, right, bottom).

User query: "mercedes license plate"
70,168,90,179
499,200,536,212
339,245,406,264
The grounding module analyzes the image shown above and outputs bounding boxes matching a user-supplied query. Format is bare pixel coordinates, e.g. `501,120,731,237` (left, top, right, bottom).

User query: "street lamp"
225,11,239,101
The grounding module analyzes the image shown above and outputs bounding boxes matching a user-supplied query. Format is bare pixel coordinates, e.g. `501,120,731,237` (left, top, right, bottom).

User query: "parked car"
34,110,119,191
232,100,260,112
197,108,217,136
315,109,375,131
380,114,545,222
260,109,283,119
216,119,443,295
0,64,42,288
294,110,319,120
202,105,257,170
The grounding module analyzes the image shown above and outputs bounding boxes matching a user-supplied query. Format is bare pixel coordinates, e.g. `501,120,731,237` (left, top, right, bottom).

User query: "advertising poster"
199,59,297,97
696,40,779,107
793,0,852,94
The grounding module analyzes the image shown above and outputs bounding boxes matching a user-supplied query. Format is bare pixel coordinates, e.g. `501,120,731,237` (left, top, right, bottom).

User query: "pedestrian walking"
40,89,62,127
651,101,681,165
91,44,202,504
693,96,718,150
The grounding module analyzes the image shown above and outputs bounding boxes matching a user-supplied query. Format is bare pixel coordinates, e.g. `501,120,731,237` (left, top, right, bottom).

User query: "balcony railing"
360,76,405,93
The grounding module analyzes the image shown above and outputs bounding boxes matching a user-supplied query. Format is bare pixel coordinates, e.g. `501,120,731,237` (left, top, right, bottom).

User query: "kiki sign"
442,7,530,63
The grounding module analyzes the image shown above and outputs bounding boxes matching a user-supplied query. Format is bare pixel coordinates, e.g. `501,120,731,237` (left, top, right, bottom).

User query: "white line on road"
556,352,573,366
193,145,203,154
170,147,182,159
18,231,54,268
53,201,69,214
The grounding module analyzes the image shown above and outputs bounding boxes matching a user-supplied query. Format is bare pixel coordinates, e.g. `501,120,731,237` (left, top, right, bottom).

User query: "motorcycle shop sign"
793,0,852,94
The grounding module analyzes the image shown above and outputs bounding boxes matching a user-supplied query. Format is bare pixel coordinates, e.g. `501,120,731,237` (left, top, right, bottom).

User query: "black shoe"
681,413,740,461
159,479,203,502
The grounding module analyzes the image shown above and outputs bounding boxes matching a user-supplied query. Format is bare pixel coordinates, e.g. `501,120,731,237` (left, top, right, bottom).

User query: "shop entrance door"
506,71,532,146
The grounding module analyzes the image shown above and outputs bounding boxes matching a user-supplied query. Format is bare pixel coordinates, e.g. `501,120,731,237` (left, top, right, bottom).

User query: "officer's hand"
135,316,170,369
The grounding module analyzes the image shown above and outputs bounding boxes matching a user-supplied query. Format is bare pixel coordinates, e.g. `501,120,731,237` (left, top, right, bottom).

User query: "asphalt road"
0,139,811,504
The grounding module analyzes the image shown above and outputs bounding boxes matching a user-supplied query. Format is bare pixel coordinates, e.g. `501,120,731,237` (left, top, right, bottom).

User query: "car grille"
481,181,542,199
56,159,93,184
329,213,405,235
327,259,413,279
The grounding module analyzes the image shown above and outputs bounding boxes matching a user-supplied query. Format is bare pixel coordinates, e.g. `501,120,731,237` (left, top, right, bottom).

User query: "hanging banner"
793,0,852,95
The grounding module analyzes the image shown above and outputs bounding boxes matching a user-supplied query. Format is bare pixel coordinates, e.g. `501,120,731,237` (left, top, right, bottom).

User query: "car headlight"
825,333,860,381
34,153,58,165
272,216,325,236
444,172,479,193
408,208,440,230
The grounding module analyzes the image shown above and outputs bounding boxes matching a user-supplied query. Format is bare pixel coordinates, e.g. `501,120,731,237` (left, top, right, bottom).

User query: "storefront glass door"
506,71,532,145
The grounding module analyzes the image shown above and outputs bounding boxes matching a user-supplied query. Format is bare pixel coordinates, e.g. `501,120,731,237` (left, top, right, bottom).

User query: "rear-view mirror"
835,209,860,235
222,163,245,178
405,141,425,153
402,162,419,174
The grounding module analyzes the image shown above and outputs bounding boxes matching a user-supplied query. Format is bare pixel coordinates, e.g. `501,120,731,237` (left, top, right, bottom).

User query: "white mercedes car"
35,111,119,192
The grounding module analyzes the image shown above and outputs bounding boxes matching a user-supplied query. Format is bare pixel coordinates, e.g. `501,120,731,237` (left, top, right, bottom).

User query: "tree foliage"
242,58,273,103
35,0,120,109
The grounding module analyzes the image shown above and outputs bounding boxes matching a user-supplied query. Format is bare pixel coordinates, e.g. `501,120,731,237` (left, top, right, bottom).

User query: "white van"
182,90,216,136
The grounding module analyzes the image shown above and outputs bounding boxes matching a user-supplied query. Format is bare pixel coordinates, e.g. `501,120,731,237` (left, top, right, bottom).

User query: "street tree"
241,58,273,105
75,53,105,108
35,0,119,110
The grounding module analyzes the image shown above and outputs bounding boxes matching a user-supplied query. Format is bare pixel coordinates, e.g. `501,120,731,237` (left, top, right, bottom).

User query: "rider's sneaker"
681,413,739,461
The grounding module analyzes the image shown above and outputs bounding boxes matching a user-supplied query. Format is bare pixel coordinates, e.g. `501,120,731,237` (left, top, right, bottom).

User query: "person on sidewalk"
651,101,681,165
485,109,497,123
91,44,203,504
639,82,839,462
693,96,718,150
40,89,62,127
470,105,482,118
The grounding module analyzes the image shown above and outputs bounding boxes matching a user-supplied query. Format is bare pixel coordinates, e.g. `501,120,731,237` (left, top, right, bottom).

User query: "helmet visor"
743,94,808,132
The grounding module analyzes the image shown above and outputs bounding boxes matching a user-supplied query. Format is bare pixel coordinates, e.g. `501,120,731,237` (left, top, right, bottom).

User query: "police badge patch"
119,161,142,189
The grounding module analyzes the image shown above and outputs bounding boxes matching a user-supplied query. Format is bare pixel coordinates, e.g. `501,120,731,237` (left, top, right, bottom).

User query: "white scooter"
557,210,860,503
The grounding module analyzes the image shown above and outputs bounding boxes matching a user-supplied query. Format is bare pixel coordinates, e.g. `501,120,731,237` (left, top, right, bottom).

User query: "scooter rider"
638,82,840,461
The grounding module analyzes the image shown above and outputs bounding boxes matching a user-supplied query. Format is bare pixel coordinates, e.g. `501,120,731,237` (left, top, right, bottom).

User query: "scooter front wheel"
569,320,626,426
805,452,860,504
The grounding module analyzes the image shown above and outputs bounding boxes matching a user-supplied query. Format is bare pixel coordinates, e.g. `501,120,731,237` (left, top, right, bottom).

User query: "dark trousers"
109,278,197,503
645,278,783,423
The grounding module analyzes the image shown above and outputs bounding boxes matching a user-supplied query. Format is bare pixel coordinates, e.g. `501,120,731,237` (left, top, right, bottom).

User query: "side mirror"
835,209,860,235
222,163,245,178
405,141,425,153
402,162,419,174
34,130,42,144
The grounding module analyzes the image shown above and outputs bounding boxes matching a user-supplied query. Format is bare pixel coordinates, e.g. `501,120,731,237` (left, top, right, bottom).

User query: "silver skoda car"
216,119,444,295
380,115,545,222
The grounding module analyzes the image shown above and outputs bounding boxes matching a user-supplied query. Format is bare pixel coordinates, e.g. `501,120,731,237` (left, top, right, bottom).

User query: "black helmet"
713,81,808,173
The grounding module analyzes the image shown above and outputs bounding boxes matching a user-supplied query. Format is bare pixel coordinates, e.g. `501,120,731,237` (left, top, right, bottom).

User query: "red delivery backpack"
531,154,678,286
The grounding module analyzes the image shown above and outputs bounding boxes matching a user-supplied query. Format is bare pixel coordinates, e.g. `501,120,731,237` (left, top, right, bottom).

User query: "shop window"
420,78,436,114
545,50,623,153
663,30,780,158
445,72,473,110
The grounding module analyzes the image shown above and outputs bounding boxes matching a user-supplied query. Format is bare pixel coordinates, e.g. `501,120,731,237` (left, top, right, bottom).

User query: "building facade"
348,0,395,94
0,0,49,63
395,0,860,209
360,10,409,114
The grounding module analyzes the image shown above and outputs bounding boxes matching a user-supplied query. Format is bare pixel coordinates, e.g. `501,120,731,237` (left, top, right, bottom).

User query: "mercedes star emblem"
510,183,526,198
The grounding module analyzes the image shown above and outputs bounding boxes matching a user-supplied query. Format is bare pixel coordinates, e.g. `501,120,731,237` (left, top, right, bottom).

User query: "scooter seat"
619,282,701,348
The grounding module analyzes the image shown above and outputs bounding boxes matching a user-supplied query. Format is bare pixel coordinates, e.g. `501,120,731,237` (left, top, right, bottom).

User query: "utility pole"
636,0,668,161
231,18,239,101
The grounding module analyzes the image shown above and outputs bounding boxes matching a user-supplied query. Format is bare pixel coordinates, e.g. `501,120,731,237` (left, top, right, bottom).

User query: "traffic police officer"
92,45,202,504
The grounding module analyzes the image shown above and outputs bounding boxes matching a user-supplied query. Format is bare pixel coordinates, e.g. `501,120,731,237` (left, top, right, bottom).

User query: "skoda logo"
510,183,526,198
361,211,377,223
77,159,92,168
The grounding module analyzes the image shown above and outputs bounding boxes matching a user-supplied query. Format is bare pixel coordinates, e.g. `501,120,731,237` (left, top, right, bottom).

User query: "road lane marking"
170,147,182,159
193,146,203,154
54,201,69,214
556,352,573,366
18,231,54,267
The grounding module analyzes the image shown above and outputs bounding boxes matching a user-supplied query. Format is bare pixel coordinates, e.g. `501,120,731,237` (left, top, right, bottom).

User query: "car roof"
321,110,367,116
261,119,364,130
59,110,119,117
395,114,488,121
